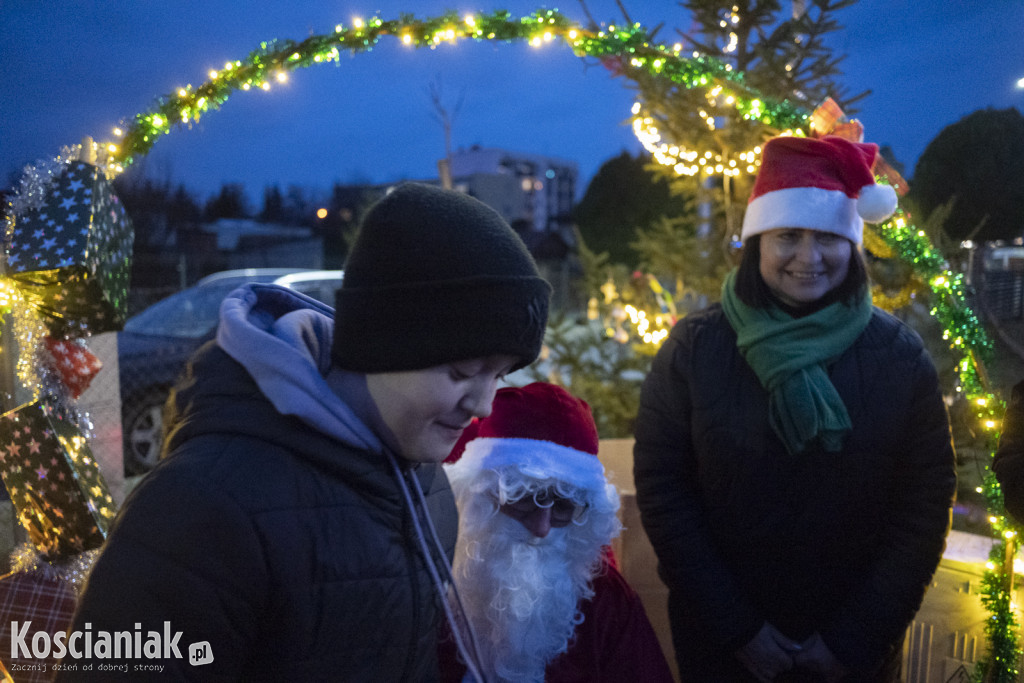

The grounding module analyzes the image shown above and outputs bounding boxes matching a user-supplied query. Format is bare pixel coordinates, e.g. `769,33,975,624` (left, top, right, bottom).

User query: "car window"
123,282,245,338
273,271,343,308
124,272,286,338
286,278,341,307
123,271,337,339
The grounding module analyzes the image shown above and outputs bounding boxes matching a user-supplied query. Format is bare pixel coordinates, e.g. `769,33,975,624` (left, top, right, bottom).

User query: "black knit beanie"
332,183,551,373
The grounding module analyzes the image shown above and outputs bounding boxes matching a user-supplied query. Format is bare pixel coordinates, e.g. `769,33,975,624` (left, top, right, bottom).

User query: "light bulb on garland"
3,147,102,412
628,63,1017,675
1,147,128,433
867,196,1023,682
591,274,676,352
626,37,807,178
862,202,1017,678
90,9,807,178
631,101,796,177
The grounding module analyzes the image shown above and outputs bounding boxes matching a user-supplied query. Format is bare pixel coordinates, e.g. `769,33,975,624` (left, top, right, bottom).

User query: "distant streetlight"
316,208,328,220
962,240,977,285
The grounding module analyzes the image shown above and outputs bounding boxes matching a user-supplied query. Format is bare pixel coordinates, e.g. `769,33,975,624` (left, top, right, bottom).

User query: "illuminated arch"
5,9,1017,675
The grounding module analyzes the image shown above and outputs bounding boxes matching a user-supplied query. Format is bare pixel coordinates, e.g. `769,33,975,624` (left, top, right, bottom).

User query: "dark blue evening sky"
2,1,1022,205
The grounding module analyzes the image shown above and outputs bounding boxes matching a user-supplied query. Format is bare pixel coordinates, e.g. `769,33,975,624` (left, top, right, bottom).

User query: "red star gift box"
43,338,103,399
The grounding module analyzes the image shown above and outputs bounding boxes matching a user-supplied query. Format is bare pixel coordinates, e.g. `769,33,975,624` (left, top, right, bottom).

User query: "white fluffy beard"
453,510,595,683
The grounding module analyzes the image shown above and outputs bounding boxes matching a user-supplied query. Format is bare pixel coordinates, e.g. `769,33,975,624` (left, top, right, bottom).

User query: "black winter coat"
61,343,457,681
634,304,956,681
993,379,1024,523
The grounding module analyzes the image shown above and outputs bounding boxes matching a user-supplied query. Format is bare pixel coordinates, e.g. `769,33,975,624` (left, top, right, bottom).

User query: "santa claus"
439,382,673,683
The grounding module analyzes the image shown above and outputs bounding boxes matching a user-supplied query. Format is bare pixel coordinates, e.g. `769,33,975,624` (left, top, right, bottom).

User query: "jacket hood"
160,284,464,679
214,283,384,454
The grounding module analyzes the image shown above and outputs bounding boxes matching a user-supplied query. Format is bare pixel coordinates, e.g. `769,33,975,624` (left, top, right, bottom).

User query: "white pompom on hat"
740,135,898,244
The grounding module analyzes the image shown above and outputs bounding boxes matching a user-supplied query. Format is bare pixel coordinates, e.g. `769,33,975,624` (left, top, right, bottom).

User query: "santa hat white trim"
741,186,862,243
740,135,899,245
454,437,607,496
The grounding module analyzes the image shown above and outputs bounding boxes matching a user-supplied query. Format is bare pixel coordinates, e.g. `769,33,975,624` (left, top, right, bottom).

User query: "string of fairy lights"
4,7,1018,678
631,100,772,177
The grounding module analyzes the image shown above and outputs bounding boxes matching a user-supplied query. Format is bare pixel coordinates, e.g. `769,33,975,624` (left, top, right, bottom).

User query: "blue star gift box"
6,161,133,337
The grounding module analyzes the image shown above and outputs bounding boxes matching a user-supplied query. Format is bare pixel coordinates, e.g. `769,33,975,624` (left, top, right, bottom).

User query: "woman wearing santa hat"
634,135,956,682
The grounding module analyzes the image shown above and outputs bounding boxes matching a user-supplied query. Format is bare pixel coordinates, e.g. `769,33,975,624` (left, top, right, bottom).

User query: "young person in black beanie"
61,183,551,682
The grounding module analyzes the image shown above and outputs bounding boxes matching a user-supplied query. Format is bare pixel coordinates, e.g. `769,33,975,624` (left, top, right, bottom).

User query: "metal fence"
981,268,1024,320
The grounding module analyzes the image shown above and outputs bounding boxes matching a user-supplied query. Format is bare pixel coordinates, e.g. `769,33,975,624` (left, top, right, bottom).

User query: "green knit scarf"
720,269,873,455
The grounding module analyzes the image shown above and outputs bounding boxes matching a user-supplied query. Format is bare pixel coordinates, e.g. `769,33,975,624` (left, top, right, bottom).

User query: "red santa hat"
446,382,607,496
741,135,898,244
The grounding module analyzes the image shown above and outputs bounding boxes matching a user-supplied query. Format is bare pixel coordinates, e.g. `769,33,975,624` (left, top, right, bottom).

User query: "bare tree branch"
614,0,634,26
426,75,465,161
576,0,600,31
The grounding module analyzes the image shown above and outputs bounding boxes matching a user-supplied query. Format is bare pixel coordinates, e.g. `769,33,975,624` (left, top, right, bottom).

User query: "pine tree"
204,183,250,221
618,0,866,287
259,185,286,224
553,1,866,436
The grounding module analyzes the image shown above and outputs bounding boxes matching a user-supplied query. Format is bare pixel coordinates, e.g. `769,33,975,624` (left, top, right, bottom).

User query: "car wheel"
123,389,169,475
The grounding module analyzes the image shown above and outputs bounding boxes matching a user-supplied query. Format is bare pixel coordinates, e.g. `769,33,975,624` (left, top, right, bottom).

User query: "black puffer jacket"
63,286,456,681
993,379,1024,523
634,304,956,680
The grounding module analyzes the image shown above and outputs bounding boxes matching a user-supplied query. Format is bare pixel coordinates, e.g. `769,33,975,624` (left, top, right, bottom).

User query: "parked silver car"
119,268,343,474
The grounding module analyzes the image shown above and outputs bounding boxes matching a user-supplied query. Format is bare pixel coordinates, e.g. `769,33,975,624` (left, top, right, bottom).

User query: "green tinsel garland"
870,209,1018,679
103,10,809,171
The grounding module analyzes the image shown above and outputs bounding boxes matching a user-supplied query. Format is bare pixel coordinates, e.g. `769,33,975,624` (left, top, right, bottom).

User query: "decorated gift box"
5,160,133,337
0,399,116,560
0,568,78,683
43,337,104,399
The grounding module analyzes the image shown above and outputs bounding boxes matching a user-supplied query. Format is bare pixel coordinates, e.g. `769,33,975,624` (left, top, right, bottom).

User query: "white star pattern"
5,160,133,335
